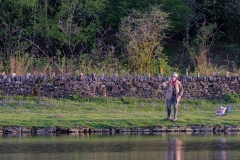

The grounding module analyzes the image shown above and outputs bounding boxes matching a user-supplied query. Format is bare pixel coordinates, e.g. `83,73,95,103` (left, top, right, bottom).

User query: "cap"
172,72,178,78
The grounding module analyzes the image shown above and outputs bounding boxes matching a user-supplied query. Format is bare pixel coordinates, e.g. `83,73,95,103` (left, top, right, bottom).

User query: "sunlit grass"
0,96,239,128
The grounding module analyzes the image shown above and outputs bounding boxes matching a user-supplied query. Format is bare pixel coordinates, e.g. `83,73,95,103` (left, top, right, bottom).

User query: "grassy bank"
0,96,239,128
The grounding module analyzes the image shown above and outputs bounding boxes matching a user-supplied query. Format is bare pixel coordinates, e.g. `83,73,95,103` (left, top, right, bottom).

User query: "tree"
161,0,201,45
0,0,33,58
103,0,161,28
222,0,240,43
185,22,217,69
229,0,240,15
4,0,38,7
118,6,170,73
55,0,107,56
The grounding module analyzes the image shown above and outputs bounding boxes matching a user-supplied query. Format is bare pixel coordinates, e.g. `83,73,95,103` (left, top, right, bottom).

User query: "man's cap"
172,72,178,78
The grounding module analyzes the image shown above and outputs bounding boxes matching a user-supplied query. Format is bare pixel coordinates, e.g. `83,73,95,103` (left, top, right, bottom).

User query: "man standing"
162,72,184,121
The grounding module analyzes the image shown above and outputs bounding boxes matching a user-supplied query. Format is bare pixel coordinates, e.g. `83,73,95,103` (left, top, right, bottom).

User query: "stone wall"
0,74,239,99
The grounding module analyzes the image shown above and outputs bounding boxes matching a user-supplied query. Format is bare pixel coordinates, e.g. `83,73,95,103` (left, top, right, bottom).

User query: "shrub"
68,94,79,101
223,93,239,103
119,97,135,104
118,6,170,73
148,57,176,77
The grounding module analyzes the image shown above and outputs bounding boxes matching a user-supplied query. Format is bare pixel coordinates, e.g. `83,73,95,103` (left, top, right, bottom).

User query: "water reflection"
215,138,229,160
0,132,240,160
167,137,183,160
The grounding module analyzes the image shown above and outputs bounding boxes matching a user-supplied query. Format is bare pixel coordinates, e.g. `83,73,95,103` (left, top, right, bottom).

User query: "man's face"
171,76,176,81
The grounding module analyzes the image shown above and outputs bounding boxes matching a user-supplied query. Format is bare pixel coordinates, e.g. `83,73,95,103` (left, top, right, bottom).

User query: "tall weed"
191,63,237,76
76,54,130,76
193,63,223,76
0,61,3,73
10,53,34,75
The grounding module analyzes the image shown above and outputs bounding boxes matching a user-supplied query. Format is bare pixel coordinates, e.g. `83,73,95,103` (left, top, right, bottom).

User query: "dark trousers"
166,96,179,119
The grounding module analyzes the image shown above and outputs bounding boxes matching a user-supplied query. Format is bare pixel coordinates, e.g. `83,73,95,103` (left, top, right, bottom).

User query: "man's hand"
162,82,167,87
177,95,181,100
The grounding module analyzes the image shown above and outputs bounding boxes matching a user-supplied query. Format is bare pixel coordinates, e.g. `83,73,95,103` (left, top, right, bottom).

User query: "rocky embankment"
1,125,240,134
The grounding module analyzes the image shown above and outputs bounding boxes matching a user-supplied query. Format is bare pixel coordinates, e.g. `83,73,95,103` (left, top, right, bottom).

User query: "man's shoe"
172,118,177,121
164,117,171,120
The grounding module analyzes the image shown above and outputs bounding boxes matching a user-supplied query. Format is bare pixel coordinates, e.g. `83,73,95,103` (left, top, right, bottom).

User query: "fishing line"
19,30,84,95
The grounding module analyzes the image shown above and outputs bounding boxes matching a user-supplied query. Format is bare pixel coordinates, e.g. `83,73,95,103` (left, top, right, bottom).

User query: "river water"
0,132,240,160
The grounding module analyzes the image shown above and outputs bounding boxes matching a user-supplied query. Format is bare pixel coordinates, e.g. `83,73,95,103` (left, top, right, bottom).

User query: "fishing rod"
19,30,86,96
19,30,71,76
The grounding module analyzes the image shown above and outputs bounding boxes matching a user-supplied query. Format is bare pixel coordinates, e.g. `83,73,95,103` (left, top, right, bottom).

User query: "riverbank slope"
0,96,239,130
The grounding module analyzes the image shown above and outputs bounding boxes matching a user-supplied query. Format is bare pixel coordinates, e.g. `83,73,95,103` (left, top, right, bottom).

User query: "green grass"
0,96,239,128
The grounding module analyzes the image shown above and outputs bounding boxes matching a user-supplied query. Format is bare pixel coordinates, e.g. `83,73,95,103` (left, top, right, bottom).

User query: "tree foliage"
1,0,240,75
118,6,170,73
185,22,217,69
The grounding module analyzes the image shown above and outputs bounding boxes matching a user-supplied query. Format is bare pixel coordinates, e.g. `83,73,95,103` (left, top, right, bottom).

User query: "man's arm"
177,82,184,99
162,81,169,87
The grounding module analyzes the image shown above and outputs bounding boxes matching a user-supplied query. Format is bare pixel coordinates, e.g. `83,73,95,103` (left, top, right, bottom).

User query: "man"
162,72,184,121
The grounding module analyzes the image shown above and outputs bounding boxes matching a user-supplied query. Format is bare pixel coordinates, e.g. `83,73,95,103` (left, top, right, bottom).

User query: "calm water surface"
0,132,240,160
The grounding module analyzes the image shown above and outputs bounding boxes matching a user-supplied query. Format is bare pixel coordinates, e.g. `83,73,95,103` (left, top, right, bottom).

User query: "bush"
148,57,176,77
119,97,135,104
223,93,239,103
118,6,170,73
68,94,79,101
